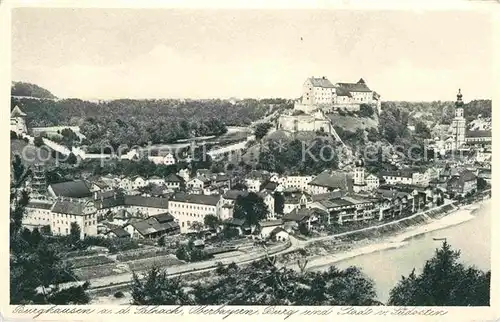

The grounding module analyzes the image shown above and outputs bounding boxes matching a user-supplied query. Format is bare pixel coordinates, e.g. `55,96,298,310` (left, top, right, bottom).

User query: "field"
66,255,115,268
10,139,53,165
74,263,129,280
125,255,185,272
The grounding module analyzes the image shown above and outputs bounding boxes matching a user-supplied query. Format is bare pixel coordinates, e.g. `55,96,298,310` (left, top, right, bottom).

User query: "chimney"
322,76,326,80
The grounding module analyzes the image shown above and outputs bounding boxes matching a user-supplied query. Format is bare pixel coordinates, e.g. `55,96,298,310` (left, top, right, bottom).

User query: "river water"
313,200,491,303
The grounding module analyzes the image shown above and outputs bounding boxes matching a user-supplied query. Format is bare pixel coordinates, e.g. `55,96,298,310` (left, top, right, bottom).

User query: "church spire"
456,88,464,108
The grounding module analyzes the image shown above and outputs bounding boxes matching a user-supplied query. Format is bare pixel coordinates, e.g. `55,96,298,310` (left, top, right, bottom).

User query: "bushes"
114,291,125,298
175,242,213,263
33,136,44,147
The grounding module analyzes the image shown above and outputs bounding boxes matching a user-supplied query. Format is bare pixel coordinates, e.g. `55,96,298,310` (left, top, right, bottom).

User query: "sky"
11,8,494,101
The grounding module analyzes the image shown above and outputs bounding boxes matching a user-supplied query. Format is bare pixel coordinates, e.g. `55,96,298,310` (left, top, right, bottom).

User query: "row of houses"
23,155,481,240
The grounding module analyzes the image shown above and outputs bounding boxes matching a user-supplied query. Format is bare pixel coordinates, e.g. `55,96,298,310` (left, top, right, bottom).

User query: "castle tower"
450,89,466,150
30,163,48,200
10,105,27,135
353,157,366,193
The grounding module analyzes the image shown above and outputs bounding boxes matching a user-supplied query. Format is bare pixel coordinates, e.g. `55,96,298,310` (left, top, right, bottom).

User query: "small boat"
433,238,447,241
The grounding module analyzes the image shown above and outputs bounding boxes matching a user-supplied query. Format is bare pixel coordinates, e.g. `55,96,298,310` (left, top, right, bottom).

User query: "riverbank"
300,198,489,272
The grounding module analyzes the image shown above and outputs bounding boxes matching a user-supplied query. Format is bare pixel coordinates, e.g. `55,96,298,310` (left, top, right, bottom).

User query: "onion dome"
355,158,364,167
456,89,464,107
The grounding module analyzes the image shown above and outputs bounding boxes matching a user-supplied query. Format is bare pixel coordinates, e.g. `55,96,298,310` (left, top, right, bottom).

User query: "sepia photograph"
7,4,494,311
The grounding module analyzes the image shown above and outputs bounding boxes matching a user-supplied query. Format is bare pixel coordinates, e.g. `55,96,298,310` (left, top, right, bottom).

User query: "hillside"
11,94,286,152
10,139,54,166
11,81,57,99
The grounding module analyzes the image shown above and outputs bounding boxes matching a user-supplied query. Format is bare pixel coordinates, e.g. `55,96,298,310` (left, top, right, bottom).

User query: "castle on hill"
295,76,381,114
278,76,381,134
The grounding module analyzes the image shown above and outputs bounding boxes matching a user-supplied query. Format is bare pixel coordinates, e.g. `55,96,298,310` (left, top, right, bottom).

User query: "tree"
359,104,374,118
69,222,81,244
131,266,189,305
204,214,221,231
11,131,18,140
477,177,488,191
138,258,379,305
10,155,90,304
34,136,44,148
388,241,490,306
415,121,431,139
274,192,285,215
189,221,204,236
233,192,269,226
255,123,273,141
157,236,166,247
66,152,78,165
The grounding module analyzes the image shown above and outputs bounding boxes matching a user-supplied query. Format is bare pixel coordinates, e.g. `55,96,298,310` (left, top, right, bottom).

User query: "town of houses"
14,77,491,244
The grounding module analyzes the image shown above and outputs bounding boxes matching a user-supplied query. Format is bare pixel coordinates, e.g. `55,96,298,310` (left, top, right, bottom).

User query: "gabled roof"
283,193,307,204
11,105,27,117
309,171,353,192
125,217,180,237
169,192,220,206
336,79,372,93
105,227,130,238
165,173,183,183
124,195,170,209
49,180,92,198
335,87,353,97
258,219,283,228
308,77,335,88
260,180,280,192
51,200,94,216
270,227,288,235
149,212,175,223
283,207,324,222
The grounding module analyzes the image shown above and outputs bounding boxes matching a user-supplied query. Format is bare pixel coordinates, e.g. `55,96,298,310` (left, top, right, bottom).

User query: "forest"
12,96,290,151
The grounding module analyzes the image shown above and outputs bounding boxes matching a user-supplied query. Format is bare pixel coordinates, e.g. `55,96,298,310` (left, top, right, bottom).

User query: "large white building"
24,198,98,239
298,77,380,112
167,193,220,233
302,77,336,106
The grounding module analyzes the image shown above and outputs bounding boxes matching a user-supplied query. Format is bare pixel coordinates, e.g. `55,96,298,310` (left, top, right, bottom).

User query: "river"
312,200,491,303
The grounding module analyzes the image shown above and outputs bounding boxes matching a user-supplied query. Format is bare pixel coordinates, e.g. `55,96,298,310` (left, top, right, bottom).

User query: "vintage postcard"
1,0,499,321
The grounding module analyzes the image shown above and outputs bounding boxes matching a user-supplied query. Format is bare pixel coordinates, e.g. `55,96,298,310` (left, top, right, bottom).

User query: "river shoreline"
302,198,489,272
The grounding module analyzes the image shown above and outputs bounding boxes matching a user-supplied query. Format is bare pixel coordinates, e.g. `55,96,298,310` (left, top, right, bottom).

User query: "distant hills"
11,81,57,99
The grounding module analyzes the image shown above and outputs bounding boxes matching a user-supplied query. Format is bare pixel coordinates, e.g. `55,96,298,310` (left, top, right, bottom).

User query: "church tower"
10,105,27,135
451,89,466,150
353,157,366,193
